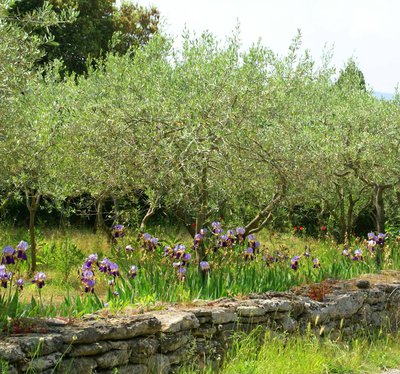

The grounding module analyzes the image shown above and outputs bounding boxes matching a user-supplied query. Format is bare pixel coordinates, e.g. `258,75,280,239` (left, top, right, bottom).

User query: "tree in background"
8,0,160,74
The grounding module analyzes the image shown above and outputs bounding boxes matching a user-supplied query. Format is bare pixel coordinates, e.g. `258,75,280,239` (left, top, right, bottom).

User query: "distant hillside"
373,91,394,100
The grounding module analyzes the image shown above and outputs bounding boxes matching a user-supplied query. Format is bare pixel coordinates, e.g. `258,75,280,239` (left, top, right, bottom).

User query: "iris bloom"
33,272,46,288
343,249,350,257
199,261,210,272
125,245,134,253
1,246,15,265
236,227,245,244
113,224,124,238
313,258,320,268
367,240,376,252
16,278,24,290
291,256,300,271
193,234,204,248
244,247,254,261
16,241,28,261
353,249,363,261
377,233,386,245
81,270,95,293
129,265,137,279
0,265,11,288
84,253,98,268
211,222,222,235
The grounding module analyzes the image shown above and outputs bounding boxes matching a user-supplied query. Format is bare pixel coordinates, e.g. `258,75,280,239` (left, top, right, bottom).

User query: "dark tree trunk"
374,185,385,233
26,191,41,274
95,196,106,233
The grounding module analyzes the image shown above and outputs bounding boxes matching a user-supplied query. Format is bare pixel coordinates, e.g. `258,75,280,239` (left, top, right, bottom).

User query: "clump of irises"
80,253,137,293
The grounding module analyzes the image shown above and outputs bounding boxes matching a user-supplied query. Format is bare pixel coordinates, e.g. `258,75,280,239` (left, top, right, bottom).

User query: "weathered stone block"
156,311,199,333
159,331,194,353
21,352,62,372
211,309,237,324
95,349,131,369
148,354,170,374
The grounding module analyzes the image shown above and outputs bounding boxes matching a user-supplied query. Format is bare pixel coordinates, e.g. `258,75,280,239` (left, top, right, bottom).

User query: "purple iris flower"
291,256,300,271
219,235,229,247
108,262,120,277
83,279,96,293
193,234,204,248
164,246,173,257
353,249,363,261
313,258,320,268
0,265,12,288
212,222,222,235
199,228,208,236
2,246,15,265
33,272,46,288
199,261,210,272
367,240,376,252
16,278,24,290
129,265,137,279
125,245,134,253
377,233,386,245
236,227,245,235
16,241,28,261
85,253,98,268
143,233,152,241
367,232,377,241
343,249,350,257
99,258,111,273
113,224,124,238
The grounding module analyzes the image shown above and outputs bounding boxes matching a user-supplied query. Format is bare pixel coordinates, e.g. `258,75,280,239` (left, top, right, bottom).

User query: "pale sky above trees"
139,0,400,93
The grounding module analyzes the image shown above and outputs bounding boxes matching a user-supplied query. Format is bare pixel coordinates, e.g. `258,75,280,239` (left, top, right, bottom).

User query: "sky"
139,0,400,93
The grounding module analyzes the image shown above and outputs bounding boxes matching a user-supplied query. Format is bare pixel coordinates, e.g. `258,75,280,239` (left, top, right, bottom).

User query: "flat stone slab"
155,311,199,333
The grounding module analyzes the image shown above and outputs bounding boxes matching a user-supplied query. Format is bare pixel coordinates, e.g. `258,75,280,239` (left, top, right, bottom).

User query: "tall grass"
181,328,400,373
0,226,399,319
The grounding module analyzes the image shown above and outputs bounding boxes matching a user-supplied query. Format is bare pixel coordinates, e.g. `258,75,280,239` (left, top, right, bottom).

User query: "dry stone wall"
1,276,400,373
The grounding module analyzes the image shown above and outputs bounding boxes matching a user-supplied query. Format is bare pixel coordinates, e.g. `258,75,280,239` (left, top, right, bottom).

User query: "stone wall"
1,275,400,373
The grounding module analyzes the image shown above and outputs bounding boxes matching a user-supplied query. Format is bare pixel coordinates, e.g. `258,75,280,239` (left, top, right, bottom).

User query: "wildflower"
173,244,186,259
200,228,208,236
199,261,210,273
247,235,260,252
99,258,111,273
84,253,98,268
219,235,229,248
182,253,191,266
177,266,187,280
377,233,386,245
367,240,376,252
313,258,320,268
16,278,24,291
32,272,46,288
321,226,327,231
291,256,300,271
342,249,350,257
0,265,11,288
193,233,204,248
113,224,124,238
367,232,377,241
125,245,134,253
108,262,120,277
211,222,222,235
236,227,245,243
129,265,137,279
244,247,254,261
353,249,363,261
113,291,119,297
1,246,15,265
164,246,173,257
16,241,28,261
299,226,304,231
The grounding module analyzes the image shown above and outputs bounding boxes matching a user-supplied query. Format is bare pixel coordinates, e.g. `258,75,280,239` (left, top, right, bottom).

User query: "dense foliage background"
1,0,400,273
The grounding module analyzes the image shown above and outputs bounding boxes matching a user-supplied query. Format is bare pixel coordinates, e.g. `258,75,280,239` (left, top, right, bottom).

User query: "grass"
0,224,399,321
181,328,400,374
